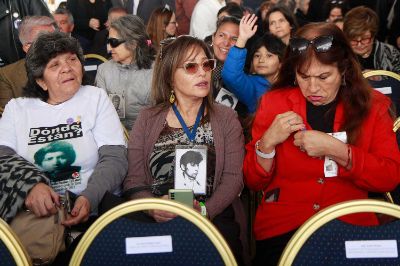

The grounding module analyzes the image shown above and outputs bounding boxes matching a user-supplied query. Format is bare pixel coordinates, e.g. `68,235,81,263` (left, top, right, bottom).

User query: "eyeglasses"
330,0,344,4
179,59,217,74
350,36,372,46
107,38,126,48
289,35,334,54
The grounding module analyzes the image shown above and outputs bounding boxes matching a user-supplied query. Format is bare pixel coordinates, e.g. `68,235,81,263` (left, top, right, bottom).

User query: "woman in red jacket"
244,22,400,266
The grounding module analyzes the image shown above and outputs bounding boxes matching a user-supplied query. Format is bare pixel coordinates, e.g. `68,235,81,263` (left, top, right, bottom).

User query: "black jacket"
0,0,50,67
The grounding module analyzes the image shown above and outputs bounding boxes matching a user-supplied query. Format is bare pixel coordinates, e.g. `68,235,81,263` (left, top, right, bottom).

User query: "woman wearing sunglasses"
146,5,178,51
123,35,249,265
343,6,400,74
244,23,400,265
95,15,156,131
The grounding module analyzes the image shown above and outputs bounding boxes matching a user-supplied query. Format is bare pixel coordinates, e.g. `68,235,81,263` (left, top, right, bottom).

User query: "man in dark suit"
125,0,175,24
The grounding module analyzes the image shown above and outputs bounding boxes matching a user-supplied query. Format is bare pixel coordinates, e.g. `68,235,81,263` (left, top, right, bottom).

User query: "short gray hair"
18,16,56,45
53,8,74,24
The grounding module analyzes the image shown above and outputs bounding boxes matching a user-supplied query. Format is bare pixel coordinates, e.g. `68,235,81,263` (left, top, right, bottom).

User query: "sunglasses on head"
107,38,126,48
289,35,334,54
179,59,217,74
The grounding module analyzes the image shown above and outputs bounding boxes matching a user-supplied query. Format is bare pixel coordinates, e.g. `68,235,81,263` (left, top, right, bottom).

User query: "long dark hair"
273,22,371,143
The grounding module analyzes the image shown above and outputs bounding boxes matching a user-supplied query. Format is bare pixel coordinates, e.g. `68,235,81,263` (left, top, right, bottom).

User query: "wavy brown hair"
273,22,371,144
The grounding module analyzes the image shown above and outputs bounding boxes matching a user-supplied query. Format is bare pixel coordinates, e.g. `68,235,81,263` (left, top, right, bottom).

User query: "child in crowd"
222,14,286,113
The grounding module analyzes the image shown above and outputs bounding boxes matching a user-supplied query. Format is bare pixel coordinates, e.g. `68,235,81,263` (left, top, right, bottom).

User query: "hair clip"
162,4,170,12
146,39,152,47
159,37,176,60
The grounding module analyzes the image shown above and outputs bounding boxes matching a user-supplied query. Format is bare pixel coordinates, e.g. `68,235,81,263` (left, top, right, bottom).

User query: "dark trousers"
253,229,297,266
213,205,244,265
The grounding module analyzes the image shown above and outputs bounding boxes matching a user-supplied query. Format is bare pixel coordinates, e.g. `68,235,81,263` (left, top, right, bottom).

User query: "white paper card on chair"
374,86,392,95
345,240,398,258
125,235,173,254
84,65,97,71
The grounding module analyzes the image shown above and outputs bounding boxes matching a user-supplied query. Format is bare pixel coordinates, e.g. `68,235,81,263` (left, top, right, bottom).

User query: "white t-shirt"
0,85,126,195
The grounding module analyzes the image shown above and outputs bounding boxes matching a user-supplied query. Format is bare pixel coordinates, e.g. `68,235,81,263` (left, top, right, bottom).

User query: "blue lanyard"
172,101,205,142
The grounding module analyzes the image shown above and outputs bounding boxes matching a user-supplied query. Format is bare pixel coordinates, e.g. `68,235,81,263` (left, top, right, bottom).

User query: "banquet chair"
83,54,108,85
363,70,400,204
70,198,237,266
279,200,400,266
363,70,400,117
0,218,31,266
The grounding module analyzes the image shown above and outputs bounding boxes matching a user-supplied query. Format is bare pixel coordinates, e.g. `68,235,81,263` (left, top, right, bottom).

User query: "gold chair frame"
84,54,108,63
363,70,400,203
0,218,31,266
279,199,400,266
122,123,129,141
362,69,400,133
70,198,237,266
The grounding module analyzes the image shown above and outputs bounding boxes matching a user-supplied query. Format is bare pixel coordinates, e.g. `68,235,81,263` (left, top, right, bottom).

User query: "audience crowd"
0,0,400,265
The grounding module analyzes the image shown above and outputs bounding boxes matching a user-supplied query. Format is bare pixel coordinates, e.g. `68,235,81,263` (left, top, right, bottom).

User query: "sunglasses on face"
179,59,217,74
289,35,334,54
107,38,126,48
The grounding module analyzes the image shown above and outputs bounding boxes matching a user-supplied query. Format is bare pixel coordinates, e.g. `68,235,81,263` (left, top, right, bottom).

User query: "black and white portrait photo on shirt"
174,145,207,195
109,93,126,118
215,87,238,109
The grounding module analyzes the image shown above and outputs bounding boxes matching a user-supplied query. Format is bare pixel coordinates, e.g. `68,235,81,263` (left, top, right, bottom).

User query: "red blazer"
244,88,400,240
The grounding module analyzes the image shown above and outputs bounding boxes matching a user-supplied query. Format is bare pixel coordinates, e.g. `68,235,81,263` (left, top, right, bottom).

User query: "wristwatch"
255,140,276,159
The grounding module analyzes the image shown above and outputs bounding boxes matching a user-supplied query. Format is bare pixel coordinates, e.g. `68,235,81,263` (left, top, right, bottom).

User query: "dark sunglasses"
107,38,126,48
289,35,334,54
179,59,217,74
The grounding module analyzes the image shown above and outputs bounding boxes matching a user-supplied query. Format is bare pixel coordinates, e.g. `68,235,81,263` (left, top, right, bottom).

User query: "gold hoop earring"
169,90,175,104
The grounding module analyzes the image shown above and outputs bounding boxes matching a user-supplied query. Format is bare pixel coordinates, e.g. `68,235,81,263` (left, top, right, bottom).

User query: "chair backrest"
70,198,237,266
279,200,400,266
83,54,108,85
363,70,400,115
121,122,129,141
0,218,31,266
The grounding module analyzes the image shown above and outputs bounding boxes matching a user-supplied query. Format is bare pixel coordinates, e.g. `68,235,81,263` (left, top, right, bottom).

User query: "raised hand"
236,14,258,48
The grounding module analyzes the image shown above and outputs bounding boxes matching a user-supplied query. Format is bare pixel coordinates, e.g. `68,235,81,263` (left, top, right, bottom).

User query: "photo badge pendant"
174,145,207,195
215,87,238,109
109,93,126,119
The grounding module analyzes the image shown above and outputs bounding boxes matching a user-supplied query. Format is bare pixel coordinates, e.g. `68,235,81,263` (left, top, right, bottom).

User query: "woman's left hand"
293,130,334,157
62,196,90,227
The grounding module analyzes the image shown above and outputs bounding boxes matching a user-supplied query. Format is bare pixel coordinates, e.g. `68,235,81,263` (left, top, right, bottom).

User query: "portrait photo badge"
174,145,207,195
215,87,238,109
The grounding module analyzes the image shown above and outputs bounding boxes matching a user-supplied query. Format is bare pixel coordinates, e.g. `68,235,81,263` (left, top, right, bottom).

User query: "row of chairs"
1,198,236,266
3,199,400,266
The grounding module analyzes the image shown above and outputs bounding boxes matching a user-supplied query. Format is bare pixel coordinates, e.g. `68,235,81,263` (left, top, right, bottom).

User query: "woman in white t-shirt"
0,32,127,228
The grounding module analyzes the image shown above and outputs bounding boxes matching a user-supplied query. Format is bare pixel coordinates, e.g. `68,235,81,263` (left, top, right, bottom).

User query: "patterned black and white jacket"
0,145,48,222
